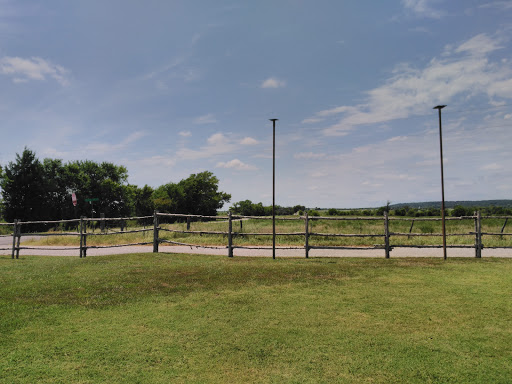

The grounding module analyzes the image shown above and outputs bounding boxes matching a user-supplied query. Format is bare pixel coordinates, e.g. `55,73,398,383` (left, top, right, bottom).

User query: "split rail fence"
1,211,511,259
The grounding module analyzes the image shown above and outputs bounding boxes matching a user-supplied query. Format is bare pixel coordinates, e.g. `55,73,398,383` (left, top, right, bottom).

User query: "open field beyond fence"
1,212,511,258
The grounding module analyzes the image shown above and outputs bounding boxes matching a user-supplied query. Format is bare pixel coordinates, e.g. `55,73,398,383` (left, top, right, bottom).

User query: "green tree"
452,205,468,217
154,171,230,216
131,185,154,217
61,160,132,218
178,171,230,216
0,148,47,222
231,200,257,216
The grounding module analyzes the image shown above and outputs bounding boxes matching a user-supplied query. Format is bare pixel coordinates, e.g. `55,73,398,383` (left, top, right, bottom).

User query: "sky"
1,0,511,209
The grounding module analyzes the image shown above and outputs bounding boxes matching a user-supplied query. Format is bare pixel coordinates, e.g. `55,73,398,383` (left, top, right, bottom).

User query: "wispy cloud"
85,131,146,154
0,56,70,86
479,1,512,10
302,117,324,124
294,152,326,160
177,132,234,161
261,77,286,89
216,159,257,171
240,137,259,145
305,33,512,136
179,131,192,137
401,0,445,19
193,113,217,125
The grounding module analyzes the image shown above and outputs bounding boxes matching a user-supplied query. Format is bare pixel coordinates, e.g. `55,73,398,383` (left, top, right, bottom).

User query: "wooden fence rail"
3,211,512,258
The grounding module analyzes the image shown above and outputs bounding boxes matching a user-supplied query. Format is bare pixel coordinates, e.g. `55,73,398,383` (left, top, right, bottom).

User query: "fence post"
408,219,415,239
79,217,83,257
11,220,18,259
83,217,87,257
384,212,390,259
15,222,21,259
153,211,159,253
475,211,482,258
501,218,508,234
100,213,105,233
228,212,233,257
304,212,309,258
187,217,191,231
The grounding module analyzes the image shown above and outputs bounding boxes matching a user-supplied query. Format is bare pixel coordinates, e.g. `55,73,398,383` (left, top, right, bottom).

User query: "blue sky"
1,0,511,209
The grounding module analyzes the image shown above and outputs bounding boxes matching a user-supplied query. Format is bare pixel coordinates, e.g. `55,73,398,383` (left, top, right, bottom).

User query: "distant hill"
390,200,512,209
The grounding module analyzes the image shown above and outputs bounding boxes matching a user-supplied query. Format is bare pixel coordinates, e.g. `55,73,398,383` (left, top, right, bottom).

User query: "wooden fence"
2,211,511,259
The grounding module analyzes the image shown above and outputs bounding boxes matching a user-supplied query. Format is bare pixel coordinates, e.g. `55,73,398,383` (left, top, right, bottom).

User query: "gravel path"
1,240,511,258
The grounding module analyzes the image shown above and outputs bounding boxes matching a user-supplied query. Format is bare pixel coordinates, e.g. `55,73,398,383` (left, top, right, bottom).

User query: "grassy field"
1,254,511,383
25,215,512,249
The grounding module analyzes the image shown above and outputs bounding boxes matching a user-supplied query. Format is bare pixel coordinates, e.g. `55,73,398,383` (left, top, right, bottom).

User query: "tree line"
0,148,231,223
1,149,510,225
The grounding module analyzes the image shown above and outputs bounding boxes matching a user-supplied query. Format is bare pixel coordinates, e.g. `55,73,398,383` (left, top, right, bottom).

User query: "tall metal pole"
270,118,278,259
434,105,447,260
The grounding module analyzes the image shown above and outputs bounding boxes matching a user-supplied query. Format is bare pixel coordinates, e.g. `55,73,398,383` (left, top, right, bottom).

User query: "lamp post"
434,105,447,260
270,118,278,259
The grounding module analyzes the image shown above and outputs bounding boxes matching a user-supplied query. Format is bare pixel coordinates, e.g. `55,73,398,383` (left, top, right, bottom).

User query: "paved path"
1,240,511,258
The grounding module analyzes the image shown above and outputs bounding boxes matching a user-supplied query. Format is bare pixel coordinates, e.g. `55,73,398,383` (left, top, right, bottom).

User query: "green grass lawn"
1,254,511,383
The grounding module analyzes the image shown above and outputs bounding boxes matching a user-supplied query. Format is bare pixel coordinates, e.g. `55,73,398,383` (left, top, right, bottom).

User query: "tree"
328,208,340,216
154,171,231,216
176,172,230,215
231,200,266,216
131,185,154,217
452,205,468,217
61,160,132,218
0,148,47,222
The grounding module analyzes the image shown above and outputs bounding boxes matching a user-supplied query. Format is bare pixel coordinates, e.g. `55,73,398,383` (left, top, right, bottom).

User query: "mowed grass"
1,254,511,383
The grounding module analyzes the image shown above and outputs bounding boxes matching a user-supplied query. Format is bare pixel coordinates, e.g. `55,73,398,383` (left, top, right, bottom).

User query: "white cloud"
294,152,326,160
216,159,257,170
240,137,259,145
207,132,228,145
179,131,192,137
480,163,503,171
193,113,217,124
401,0,445,19
140,155,176,168
0,56,70,86
176,132,234,161
316,105,358,117
261,77,286,89
85,131,146,154
312,33,512,136
479,1,512,10
302,117,324,124
387,136,408,142
455,33,503,56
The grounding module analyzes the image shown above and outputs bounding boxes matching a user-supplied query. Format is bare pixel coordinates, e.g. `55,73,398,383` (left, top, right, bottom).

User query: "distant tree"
155,171,230,216
293,205,306,214
376,201,391,216
231,200,257,216
451,205,468,217
426,208,441,217
394,207,407,216
131,185,154,217
328,208,340,216
152,183,183,214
